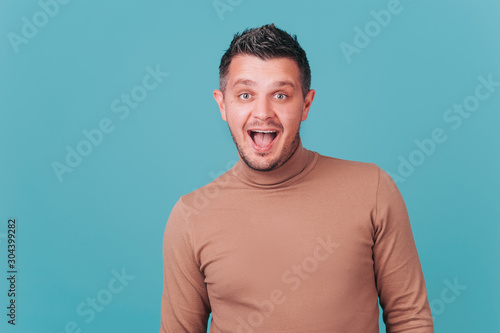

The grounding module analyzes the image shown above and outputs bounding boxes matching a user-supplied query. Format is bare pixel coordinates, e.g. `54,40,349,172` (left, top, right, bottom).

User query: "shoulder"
309,151,400,198
175,165,239,217
313,152,381,182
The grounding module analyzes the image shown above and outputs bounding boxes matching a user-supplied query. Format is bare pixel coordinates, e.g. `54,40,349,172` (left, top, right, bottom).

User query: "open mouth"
248,130,278,149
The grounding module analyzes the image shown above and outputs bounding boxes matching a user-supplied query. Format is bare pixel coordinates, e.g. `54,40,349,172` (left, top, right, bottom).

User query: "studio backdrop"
1,0,499,332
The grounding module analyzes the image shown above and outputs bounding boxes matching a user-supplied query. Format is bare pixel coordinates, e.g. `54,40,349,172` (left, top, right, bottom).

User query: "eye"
239,93,252,100
274,93,287,100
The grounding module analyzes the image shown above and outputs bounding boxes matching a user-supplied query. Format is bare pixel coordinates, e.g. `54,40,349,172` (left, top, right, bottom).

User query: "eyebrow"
233,79,296,90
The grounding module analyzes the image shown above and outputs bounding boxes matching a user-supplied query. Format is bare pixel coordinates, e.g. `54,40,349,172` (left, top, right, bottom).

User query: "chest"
195,190,376,303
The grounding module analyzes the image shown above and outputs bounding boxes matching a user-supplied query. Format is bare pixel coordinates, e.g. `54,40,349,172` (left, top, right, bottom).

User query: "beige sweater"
161,141,434,332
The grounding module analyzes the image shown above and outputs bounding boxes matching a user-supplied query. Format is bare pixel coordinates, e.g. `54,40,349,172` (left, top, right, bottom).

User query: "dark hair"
219,23,311,98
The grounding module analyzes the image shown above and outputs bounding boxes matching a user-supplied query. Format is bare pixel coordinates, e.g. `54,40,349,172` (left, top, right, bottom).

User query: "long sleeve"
160,199,211,333
373,168,434,333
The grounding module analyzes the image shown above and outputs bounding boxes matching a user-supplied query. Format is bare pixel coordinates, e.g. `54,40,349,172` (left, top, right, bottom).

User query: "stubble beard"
228,125,301,172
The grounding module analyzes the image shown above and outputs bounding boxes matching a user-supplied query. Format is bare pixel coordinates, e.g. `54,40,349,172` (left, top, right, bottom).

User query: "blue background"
1,0,499,332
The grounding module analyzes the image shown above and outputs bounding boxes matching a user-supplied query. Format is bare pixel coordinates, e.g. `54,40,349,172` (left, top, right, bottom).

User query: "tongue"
253,132,274,147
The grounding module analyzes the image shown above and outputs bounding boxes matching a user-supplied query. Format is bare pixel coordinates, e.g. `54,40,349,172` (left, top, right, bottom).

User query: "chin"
246,156,279,171
241,146,290,171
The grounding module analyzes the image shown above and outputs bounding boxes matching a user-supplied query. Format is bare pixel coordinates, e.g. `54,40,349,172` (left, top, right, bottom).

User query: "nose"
252,96,275,121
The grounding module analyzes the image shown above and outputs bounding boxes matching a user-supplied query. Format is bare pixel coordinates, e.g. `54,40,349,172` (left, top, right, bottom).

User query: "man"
161,23,434,332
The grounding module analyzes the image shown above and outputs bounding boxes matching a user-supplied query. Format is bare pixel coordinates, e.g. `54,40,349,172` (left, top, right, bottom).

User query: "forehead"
226,55,300,87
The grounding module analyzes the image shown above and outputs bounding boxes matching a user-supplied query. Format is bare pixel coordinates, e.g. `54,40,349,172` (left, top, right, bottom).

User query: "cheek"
226,106,251,127
280,111,303,131
226,113,247,135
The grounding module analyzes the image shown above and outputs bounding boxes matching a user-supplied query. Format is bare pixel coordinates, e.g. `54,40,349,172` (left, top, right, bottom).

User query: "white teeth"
253,130,276,133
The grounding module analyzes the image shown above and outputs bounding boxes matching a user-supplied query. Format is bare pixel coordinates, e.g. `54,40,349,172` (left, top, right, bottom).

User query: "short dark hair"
219,23,311,98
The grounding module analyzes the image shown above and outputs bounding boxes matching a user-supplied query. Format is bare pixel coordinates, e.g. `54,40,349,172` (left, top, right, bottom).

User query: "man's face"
214,55,315,171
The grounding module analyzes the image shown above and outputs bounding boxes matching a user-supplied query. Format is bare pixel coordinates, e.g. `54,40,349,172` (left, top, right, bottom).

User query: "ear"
213,89,227,122
301,89,315,121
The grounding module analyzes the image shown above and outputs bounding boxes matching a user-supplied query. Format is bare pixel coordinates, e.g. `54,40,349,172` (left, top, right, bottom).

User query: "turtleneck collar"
233,139,318,187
